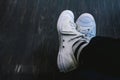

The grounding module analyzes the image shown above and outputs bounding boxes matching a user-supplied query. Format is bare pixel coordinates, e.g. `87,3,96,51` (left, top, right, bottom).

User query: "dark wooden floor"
0,0,120,80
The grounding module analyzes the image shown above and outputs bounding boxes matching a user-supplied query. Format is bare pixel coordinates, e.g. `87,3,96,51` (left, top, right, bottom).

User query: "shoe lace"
80,28,94,39
69,21,90,42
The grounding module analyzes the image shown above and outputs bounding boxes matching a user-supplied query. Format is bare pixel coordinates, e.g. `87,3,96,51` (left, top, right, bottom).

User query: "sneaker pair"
57,10,96,72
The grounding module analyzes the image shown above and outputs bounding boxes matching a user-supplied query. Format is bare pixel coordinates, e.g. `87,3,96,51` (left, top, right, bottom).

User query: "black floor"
0,0,120,80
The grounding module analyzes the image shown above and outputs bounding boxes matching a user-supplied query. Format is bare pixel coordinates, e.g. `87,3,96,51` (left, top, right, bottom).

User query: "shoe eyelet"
62,46,65,48
85,34,87,36
63,39,65,42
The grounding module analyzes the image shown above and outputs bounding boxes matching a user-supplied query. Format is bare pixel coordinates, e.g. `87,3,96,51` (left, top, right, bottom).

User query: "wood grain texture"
0,0,120,80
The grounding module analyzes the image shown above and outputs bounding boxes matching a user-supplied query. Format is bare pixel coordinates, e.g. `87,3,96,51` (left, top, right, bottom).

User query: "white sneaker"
57,10,85,72
76,13,96,42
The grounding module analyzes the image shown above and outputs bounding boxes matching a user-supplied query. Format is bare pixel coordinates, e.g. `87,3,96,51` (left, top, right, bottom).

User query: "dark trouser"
79,36,120,76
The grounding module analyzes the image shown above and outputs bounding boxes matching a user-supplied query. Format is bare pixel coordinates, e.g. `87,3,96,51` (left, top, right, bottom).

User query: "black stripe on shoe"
74,41,87,60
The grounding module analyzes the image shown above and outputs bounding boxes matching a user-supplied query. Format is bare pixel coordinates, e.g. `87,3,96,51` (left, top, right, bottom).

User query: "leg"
79,36,120,75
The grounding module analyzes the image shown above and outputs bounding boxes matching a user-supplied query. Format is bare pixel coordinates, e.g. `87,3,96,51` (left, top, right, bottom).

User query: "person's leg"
79,36,120,75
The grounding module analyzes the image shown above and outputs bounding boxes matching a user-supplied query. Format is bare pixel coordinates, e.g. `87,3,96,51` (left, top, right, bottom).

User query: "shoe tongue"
60,24,77,34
